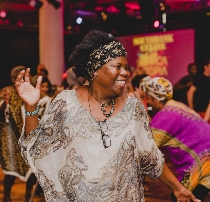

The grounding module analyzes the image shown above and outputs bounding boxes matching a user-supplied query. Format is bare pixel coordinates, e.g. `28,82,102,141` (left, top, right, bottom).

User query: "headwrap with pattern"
140,76,173,101
86,41,127,75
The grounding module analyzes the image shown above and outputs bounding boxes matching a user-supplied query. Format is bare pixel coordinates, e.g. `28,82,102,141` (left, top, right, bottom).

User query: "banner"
118,29,195,85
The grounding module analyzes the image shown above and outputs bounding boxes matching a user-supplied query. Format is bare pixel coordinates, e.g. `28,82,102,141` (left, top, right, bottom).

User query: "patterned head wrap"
86,41,127,75
140,76,173,101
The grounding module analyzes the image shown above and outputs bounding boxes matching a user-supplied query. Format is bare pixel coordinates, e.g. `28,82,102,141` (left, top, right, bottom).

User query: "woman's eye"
125,66,129,71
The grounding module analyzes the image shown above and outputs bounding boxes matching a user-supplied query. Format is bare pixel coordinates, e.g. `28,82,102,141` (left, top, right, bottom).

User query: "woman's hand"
173,184,201,202
158,164,201,202
15,68,42,106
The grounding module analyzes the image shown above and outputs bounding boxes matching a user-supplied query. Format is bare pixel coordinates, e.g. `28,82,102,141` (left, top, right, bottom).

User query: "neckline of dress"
72,89,131,123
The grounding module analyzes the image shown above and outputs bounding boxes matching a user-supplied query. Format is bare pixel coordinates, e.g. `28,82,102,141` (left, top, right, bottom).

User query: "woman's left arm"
158,163,200,202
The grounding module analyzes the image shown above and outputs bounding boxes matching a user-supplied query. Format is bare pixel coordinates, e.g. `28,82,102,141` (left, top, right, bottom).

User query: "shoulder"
128,92,135,98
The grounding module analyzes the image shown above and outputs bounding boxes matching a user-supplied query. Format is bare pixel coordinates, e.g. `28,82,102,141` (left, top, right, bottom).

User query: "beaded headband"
86,41,127,75
140,76,173,101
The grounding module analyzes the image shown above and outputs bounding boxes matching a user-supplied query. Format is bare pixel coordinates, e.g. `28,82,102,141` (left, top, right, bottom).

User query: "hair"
37,64,46,70
10,65,27,79
187,63,196,73
69,30,119,80
131,74,148,89
204,58,210,66
41,77,52,96
40,68,49,77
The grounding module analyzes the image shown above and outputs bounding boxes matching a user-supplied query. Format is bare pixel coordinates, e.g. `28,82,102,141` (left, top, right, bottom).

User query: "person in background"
66,67,88,90
141,76,210,202
16,30,200,202
31,64,48,87
128,73,148,108
187,58,210,119
0,66,36,202
203,101,210,122
173,63,197,105
61,72,70,90
37,77,53,119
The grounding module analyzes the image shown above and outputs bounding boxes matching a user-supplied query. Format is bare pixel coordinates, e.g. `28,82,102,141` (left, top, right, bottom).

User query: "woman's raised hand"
15,68,42,106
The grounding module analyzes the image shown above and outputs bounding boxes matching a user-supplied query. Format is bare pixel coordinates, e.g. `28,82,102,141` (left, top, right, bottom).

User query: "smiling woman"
16,30,200,202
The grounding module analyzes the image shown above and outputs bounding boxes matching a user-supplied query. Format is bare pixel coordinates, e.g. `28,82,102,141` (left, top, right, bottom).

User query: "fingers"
35,76,42,90
15,70,25,92
190,193,201,202
16,70,25,83
24,68,31,82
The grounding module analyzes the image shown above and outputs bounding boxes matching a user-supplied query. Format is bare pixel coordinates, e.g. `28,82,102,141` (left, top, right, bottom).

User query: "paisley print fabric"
19,90,164,202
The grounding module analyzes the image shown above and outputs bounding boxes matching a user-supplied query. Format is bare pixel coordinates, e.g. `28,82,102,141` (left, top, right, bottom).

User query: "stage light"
47,0,61,9
76,17,83,24
0,10,7,18
101,12,108,21
153,20,160,28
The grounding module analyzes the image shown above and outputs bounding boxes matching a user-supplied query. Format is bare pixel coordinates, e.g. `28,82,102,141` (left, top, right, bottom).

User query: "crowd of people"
0,29,209,202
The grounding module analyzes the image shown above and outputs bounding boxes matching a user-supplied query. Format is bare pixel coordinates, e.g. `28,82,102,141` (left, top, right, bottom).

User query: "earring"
90,74,98,81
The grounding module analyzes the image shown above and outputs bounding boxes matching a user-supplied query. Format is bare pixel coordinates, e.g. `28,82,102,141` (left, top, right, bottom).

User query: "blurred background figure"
37,77,53,120
61,71,69,90
187,58,210,120
0,66,36,202
128,73,148,108
66,67,88,90
203,101,210,122
173,63,197,105
141,76,210,202
31,64,48,87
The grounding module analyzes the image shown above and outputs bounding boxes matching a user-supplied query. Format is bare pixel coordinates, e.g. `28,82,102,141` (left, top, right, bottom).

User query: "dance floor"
0,150,209,202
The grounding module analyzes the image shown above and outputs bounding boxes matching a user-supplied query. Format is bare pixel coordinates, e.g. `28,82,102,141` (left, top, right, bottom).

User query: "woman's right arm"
24,104,39,136
15,68,42,136
204,103,210,122
187,85,196,109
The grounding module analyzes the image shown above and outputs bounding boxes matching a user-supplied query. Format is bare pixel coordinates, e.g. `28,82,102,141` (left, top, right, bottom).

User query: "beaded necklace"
89,88,115,118
88,88,113,148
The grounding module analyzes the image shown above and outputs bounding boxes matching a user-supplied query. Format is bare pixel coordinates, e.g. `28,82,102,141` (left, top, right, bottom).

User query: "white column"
39,0,64,86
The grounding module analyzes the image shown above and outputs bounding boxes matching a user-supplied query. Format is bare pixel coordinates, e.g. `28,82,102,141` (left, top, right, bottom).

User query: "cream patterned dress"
19,90,164,202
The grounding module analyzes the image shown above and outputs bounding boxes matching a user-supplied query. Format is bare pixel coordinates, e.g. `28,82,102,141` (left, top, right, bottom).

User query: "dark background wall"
0,25,210,89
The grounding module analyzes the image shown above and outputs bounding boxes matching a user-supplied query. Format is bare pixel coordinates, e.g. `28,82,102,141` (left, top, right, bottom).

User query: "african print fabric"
0,86,31,181
150,100,210,191
19,90,164,202
86,41,127,75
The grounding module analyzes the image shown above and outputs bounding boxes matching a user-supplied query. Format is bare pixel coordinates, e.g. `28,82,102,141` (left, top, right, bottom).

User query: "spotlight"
47,0,61,9
76,17,83,25
0,10,7,18
153,20,160,28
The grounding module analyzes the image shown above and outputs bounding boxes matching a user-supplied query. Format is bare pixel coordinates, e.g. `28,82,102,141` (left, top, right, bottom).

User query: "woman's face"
40,82,49,96
96,56,130,97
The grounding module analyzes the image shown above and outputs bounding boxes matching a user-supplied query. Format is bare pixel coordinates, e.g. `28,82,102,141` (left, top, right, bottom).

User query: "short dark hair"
131,74,148,89
187,63,196,73
40,68,49,77
69,30,119,80
11,65,27,79
204,58,210,66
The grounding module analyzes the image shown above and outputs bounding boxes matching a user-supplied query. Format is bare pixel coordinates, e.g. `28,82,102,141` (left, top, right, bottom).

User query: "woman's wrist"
24,104,38,112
